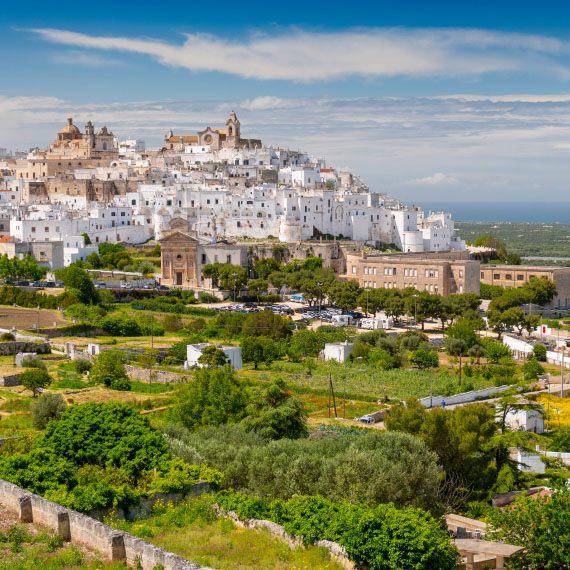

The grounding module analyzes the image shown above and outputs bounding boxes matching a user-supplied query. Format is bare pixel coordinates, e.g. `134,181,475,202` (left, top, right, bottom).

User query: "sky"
3,0,570,203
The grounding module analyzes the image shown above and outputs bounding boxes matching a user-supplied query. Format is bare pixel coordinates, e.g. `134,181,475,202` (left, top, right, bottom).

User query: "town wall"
0,479,211,570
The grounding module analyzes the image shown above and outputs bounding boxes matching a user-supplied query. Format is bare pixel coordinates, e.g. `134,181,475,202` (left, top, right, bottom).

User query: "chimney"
67,118,73,126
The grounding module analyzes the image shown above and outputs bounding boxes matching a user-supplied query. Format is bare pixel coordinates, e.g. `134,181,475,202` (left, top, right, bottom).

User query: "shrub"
31,393,67,429
20,369,52,397
73,359,92,374
0,332,15,341
21,355,46,369
533,343,547,362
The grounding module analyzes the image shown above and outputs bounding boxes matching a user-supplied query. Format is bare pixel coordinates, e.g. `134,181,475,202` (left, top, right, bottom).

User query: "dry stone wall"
0,341,50,356
0,479,212,570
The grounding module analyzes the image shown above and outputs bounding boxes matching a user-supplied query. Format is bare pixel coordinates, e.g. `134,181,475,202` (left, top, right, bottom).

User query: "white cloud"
25,26,570,81
407,173,458,186
51,51,122,66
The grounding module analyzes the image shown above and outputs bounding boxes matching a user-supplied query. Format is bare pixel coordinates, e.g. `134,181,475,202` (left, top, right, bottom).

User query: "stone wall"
125,365,189,384
0,373,23,387
0,479,212,570
0,341,50,356
213,504,355,570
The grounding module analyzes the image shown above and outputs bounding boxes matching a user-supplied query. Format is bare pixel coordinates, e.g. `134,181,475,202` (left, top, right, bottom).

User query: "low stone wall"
214,505,355,570
0,372,23,387
125,365,189,384
0,479,212,570
0,341,50,356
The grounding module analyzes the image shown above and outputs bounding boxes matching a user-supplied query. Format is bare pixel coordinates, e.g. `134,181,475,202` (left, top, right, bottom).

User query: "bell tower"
226,111,240,148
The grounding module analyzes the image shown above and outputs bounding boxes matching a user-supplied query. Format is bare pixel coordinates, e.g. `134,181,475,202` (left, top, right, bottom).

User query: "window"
31,227,36,233
131,199,136,206
352,266,357,274
176,254,182,260
44,227,49,232
517,274,524,281
459,270,463,278
506,274,513,280
493,273,501,279
121,212,125,217
481,271,484,278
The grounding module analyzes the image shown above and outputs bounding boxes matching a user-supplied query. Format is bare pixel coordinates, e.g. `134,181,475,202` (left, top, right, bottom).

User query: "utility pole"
328,373,338,418
561,348,565,398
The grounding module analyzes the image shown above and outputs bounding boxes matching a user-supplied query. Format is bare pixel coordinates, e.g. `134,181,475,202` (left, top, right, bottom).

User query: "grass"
0,306,68,330
129,380,175,394
239,360,495,404
110,496,344,570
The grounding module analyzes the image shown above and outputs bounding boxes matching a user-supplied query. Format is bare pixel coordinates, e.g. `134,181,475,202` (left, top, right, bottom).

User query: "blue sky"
4,0,570,203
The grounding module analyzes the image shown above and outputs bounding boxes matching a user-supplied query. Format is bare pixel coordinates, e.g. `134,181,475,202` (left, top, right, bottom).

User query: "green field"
457,221,570,259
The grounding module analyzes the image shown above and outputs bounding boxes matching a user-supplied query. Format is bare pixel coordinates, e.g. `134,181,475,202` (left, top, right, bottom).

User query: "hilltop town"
0,115,568,570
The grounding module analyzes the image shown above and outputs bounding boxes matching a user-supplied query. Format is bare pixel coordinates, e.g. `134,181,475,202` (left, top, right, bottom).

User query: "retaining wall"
0,341,50,356
125,365,189,384
0,479,212,570
213,505,355,570
0,372,23,387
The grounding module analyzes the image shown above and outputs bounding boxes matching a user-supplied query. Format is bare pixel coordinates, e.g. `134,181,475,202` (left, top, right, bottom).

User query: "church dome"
59,118,81,136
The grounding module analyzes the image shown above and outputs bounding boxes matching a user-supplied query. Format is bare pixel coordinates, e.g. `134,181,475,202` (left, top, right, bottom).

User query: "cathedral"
47,118,117,160
164,111,262,152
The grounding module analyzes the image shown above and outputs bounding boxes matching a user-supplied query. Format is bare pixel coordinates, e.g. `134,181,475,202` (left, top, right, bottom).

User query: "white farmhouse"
185,343,242,370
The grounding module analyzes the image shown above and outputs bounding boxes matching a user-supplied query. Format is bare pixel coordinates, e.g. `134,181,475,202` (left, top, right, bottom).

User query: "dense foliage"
215,491,458,570
165,424,441,510
0,254,43,281
0,403,221,513
487,487,570,569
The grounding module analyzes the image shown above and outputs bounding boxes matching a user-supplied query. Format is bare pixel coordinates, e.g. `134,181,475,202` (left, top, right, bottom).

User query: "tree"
473,235,508,260
299,268,335,308
327,281,361,311
522,357,545,380
203,263,247,293
241,336,280,369
253,258,281,279
247,278,268,300
357,288,388,316
38,402,169,477
81,233,92,246
383,291,406,323
242,379,308,439
173,366,249,430
405,292,438,330
31,393,67,429
523,276,557,307
445,318,479,351
501,307,527,336
487,487,570,570
54,264,99,305
533,343,547,362
483,339,512,363
242,310,291,340
409,349,439,370
20,369,51,397
197,346,229,368
89,350,131,391
0,254,43,281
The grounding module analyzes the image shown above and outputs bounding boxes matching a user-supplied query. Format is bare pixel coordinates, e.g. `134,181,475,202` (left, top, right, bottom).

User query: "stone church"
163,112,262,152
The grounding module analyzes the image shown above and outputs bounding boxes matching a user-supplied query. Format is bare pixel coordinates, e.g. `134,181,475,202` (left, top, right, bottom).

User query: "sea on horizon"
422,202,570,224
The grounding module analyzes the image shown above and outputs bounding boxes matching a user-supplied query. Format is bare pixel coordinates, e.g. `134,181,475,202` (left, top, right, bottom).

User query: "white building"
185,343,243,370
323,342,354,363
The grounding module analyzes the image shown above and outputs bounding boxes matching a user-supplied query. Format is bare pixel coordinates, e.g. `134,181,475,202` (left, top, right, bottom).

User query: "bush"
21,355,46,369
20,369,52,397
73,359,92,374
31,393,67,429
90,350,131,390
0,332,15,341
533,343,547,362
